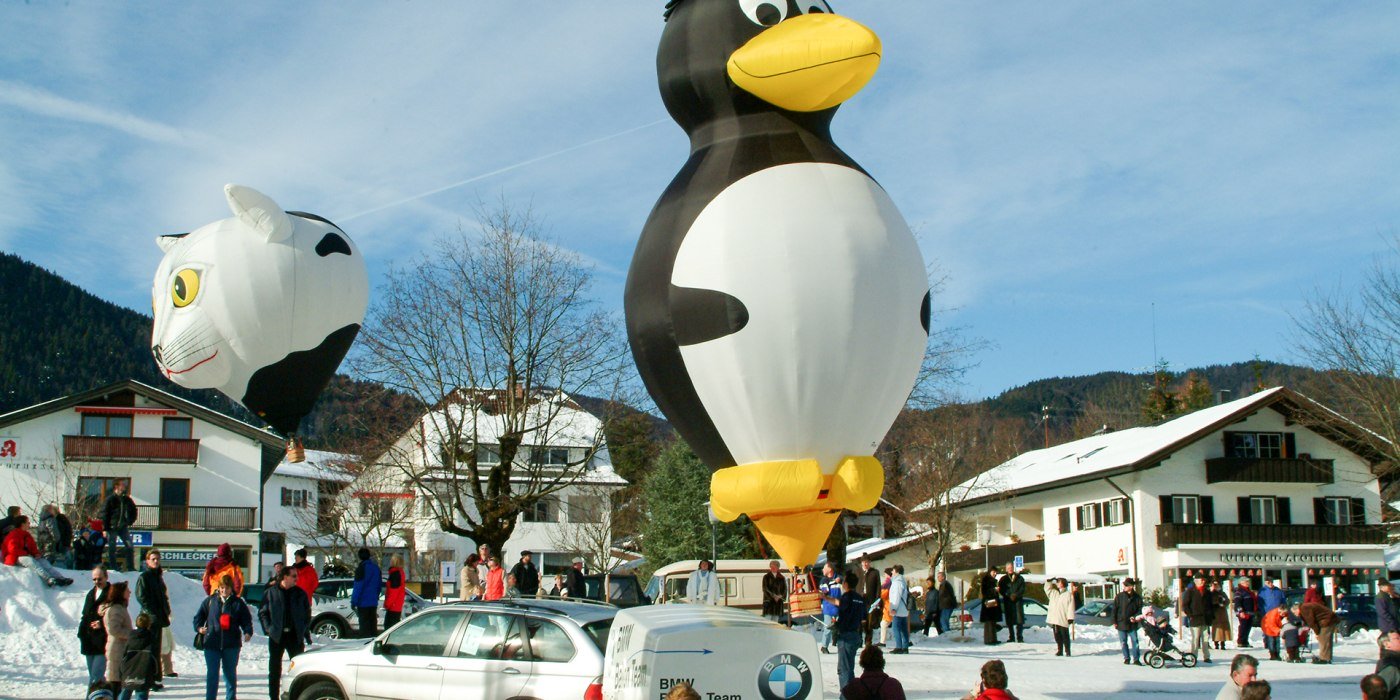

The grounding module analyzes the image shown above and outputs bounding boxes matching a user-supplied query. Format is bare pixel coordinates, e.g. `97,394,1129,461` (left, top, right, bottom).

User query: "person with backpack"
351,547,382,638
117,612,160,700
38,504,74,569
384,554,407,629
201,543,243,596
194,574,254,700
841,645,907,699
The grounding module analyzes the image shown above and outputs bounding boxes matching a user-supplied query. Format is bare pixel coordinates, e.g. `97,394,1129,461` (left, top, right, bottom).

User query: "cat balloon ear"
224,184,294,244
156,233,189,253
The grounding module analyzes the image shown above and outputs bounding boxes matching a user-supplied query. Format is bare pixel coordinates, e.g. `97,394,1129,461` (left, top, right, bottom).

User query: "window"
1172,496,1200,524
162,418,192,440
81,414,133,438
476,444,501,466
358,497,399,522
281,488,310,508
457,612,525,660
522,498,558,523
1104,499,1130,526
1229,432,1284,459
530,446,570,468
523,618,576,663
382,610,465,656
1250,496,1277,525
1076,503,1101,530
568,496,605,524
1320,497,1353,525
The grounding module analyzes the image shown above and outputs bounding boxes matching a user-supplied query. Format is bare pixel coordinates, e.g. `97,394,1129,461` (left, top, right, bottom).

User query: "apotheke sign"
1220,552,1345,565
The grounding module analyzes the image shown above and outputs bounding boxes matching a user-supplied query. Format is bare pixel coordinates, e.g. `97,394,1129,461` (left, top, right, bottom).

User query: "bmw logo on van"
758,653,813,700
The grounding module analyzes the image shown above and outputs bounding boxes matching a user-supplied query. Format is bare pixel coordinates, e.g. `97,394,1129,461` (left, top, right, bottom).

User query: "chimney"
1092,424,1114,435
1217,389,1233,405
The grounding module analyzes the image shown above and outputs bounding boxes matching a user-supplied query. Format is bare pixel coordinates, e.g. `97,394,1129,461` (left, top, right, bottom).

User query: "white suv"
283,599,613,700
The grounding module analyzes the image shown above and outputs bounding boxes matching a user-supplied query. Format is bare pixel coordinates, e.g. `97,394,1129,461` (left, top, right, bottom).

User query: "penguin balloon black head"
658,0,880,137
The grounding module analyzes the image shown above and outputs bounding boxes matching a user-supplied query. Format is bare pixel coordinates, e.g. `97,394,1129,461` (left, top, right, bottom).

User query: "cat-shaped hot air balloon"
625,0,929,567
151,185,369,459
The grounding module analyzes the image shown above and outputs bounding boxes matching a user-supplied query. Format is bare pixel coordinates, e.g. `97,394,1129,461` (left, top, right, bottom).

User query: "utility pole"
1041,405,1050,448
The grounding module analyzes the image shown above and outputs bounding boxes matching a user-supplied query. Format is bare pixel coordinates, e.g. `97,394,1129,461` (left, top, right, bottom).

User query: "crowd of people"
1,491,145,589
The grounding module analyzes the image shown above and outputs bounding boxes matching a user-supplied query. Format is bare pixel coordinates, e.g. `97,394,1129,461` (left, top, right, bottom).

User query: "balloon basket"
286,437,306,463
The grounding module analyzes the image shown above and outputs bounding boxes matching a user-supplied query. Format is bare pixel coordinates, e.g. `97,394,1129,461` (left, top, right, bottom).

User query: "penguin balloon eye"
738,0,787,26
799,1,832,14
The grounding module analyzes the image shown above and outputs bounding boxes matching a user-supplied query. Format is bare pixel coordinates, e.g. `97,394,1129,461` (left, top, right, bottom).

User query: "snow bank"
0,563,268,698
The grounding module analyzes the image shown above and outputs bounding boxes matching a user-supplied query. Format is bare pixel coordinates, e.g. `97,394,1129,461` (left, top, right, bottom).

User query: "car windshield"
583,619,612,652
645,575,661,602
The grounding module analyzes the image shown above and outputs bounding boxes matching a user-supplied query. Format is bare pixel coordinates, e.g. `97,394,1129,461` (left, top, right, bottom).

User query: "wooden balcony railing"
68,504,256,531
63,435,199,463
1157,523,1385,548
1204,457,1334,484
944,538,1046,572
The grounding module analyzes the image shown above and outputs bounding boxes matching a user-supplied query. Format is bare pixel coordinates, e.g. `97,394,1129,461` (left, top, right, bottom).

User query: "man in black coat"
1377,580,1400,653
761,560,788,623
78,565,110,685
1180,574,1214,663
0,505,21,539
1001,564,1027,643
101,481,137,571
135,550,172,689
1112,578,1144,665
564,558,587,599
510,551,540,597
980,568,1003,645
858,557,883,647
260,567,311,700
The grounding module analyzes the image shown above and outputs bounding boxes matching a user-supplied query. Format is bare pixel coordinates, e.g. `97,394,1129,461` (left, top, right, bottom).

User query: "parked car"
1074,599,1116,626
282,598,616,700
307,577,435,639
955,598,1049,629
1334,594,1378,637
578,573,648,608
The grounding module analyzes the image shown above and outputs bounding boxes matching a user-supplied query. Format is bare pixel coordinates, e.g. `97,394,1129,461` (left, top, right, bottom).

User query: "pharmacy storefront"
1161,547,1387,599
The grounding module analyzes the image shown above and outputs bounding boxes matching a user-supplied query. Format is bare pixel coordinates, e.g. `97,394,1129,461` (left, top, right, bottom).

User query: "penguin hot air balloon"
624,0,930,568
151,184,369,460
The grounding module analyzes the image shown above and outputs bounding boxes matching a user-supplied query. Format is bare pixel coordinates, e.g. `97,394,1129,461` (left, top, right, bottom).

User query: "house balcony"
68,504,256,531
1204,457,1334,484
1156,523,1385,548
63,435,199,464
945,538,1045,572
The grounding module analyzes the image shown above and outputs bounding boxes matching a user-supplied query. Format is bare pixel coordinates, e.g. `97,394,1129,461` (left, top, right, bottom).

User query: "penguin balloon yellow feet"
710,456,884,567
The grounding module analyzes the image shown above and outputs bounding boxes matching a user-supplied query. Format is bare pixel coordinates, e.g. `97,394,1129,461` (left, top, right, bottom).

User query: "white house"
930,387,1389,600
337,387,628,584
0,380,285,577
261,449,357,571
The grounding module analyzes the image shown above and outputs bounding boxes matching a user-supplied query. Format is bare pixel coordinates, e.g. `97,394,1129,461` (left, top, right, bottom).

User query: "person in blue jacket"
352,547,382,639
1375,579,1399,653
819,562,842,654
193,574,253,700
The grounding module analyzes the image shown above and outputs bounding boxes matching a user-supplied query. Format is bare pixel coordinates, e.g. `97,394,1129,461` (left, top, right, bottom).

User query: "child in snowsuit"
1280,610,1303,662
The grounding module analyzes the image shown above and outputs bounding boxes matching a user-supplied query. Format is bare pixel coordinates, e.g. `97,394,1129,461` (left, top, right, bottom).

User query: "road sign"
1012,555,1024,571
130,531,153,547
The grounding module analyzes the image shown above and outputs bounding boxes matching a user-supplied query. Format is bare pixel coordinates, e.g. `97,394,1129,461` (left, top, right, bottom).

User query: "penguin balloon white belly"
673,163,926,469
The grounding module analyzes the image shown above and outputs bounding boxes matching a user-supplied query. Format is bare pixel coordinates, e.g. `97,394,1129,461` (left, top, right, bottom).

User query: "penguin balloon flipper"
670,285,750,346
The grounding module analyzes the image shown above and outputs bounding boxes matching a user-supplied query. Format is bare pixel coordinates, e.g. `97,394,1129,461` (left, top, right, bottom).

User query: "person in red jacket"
3,516,72,586
201,543,244,596
384,555,407,628
962,660,1017,700
483,557,505,601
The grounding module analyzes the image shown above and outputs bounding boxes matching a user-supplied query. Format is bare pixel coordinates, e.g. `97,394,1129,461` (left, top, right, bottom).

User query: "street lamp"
705,500,718,564
980,523,993,572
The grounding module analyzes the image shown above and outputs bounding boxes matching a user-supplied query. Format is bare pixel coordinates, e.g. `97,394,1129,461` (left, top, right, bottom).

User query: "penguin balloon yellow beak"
726,13,881,113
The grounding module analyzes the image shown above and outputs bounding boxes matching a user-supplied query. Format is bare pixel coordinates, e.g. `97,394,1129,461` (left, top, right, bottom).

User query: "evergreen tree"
1177,371,1214,412
639,440,751,577
1141,359,1179,422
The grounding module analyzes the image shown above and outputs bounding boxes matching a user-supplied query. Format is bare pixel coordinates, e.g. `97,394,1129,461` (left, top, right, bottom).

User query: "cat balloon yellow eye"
172,269,201,307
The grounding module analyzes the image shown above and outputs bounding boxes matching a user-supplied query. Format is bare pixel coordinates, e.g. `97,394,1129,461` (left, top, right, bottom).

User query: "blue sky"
2,1,1398,400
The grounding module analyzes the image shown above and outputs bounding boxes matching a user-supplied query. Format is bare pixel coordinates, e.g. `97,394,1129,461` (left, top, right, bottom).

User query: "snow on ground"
0,563,270,700
814,623,1381,699
0,563,1381,699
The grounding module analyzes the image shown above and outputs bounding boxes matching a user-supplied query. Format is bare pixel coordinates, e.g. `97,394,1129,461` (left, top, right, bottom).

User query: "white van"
644,559,817,618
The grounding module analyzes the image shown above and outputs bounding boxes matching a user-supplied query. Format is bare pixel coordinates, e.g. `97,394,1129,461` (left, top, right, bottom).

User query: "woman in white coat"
687,560,720,605
1045,578,1076,657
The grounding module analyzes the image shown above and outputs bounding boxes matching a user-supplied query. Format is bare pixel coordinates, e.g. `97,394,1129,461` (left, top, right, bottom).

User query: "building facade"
0,380,284,577
935,388,1388,600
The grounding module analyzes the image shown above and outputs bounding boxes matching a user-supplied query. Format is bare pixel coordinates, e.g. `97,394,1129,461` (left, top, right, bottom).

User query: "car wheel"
296,680,345,700
311,616,348,640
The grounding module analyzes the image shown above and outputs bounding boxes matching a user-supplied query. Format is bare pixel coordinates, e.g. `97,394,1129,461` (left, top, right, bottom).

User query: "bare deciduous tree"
353,201,631,556
545,483,628,574
1293,237,1400,485
884,405,1021,572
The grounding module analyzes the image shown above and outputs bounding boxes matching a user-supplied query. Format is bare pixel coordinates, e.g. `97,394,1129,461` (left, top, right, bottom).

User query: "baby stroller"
1140,607,1197,669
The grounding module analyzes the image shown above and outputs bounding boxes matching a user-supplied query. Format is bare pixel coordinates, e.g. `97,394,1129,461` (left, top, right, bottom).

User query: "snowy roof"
816,528,935,566
926,386,1382,509
274,449,357,482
